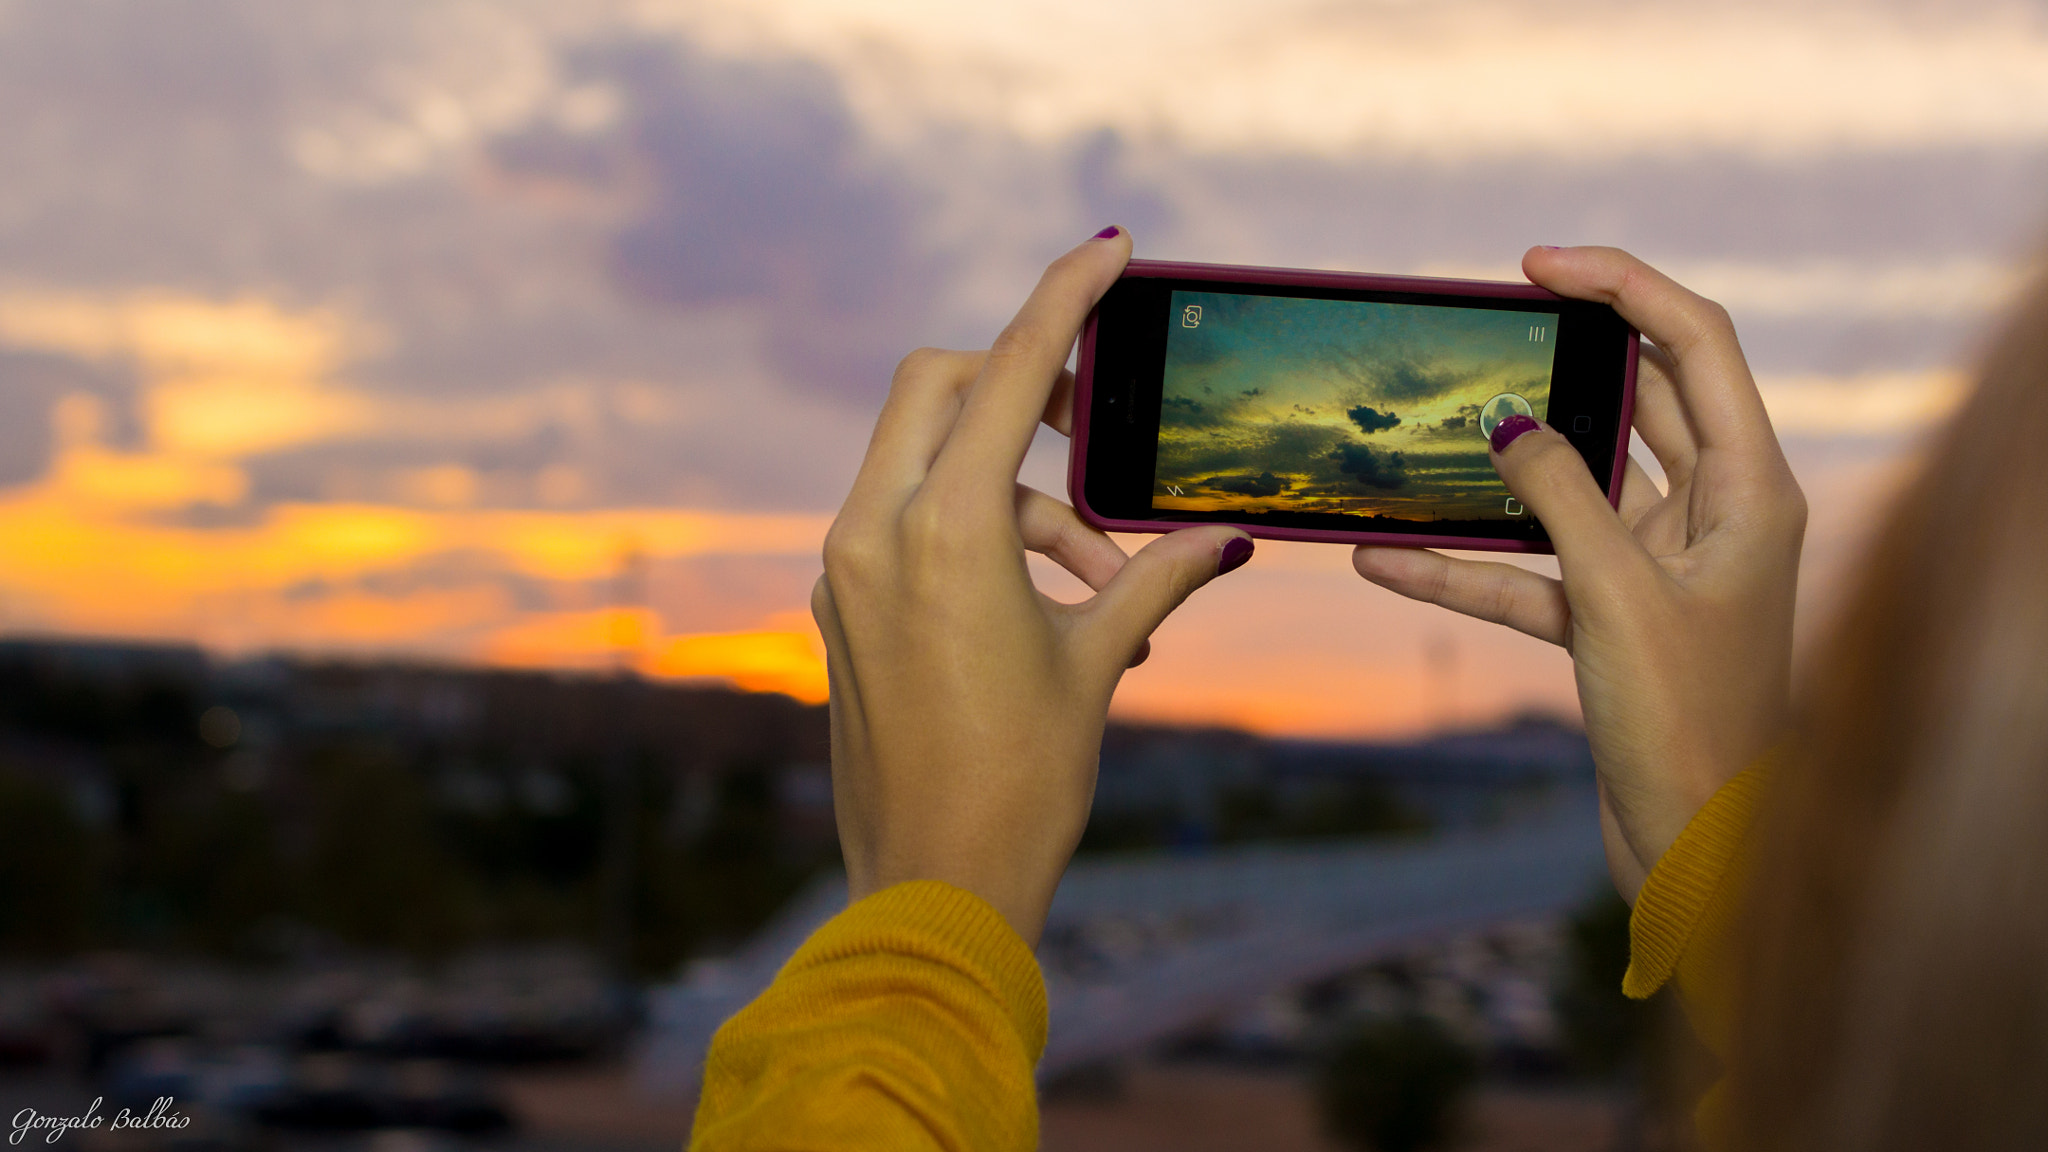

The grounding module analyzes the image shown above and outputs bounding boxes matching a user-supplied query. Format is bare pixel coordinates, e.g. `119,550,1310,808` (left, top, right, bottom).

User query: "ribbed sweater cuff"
780,880,1049,1060
1622,765,1768,999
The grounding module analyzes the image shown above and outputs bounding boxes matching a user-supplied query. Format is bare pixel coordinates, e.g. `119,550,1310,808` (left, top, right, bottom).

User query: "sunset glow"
485,607,828,701
0,0,2037,734
0,290,829,696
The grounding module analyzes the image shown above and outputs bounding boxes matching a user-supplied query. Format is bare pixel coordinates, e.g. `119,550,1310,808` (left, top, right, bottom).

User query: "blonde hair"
1731,262,2048,1150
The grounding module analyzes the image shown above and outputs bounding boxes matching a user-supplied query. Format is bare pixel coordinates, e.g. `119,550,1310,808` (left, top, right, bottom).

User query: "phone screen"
1076,266,1633,547
1155,290,1558,524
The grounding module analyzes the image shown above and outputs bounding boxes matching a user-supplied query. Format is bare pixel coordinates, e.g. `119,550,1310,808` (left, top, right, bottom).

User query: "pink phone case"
1068,259,1639,554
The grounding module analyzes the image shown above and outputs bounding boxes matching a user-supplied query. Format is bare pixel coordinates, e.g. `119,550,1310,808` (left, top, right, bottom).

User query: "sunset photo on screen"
1154,291,1558,523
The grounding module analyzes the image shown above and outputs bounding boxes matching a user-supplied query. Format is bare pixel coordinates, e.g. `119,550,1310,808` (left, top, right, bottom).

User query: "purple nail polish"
1217,536,1254,575
1092,225,1122,240
1490,413,1539,454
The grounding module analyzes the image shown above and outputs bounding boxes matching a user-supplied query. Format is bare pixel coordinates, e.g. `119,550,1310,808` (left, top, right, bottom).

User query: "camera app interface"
1154,291,1559,524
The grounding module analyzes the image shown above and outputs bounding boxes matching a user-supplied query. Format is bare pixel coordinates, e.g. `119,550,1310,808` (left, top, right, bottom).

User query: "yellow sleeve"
689,880,1046,1152
1621,765,1767,1053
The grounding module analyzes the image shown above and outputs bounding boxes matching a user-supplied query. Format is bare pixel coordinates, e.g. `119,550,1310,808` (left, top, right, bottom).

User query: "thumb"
1489,415,1651,589
1080,526,1252,669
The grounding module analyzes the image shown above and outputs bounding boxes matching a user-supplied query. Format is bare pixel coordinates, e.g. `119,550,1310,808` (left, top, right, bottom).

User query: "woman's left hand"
812,228,1252,945
1353,246,1806,899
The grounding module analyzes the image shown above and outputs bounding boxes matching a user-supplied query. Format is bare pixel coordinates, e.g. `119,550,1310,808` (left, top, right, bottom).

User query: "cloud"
1346,404,1401,434
1359,359,1470,405
0,420,833,674
1202,471,1287,498
1155,420,1349,487
1331,442,1407,490
0,0,2036,734
1439,415,1469,431
680,0,2048,159
561,41,936,402
1160,394,1216,427
0,1,902,516
0,291,378,462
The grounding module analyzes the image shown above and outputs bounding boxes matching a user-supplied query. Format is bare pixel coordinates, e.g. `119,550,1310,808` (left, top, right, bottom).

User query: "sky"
0,0,2044,736
1155,292,1554,521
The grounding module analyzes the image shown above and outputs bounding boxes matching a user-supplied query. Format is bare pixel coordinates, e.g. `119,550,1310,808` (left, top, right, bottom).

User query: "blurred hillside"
0,637,834,976
0,637,1590,977
0,637,1639,1152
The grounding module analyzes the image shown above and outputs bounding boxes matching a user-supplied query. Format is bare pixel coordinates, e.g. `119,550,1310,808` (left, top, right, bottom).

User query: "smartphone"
1069,260,1639,553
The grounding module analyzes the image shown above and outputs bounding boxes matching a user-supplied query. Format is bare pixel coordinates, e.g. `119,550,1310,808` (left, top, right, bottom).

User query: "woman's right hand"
1353,246,1806,900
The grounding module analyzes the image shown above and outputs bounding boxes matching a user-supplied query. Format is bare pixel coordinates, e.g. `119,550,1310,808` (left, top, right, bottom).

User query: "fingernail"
1217,536,1254,575
1127,639,1152,669
1490,413,1540,454
1091,225,1122,240
1538,245,1564,250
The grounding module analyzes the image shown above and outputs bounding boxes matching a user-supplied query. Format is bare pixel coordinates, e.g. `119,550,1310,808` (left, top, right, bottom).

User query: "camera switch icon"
1181,305,1202,328
1505,497,1525,516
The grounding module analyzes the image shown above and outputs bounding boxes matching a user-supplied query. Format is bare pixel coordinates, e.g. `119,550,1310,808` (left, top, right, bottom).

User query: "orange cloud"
0,291,373,460
0,292,348,378
0,481,828,645
0,290,1580,734
482,607,827,702
0,290,830,698
644,609,827,701
47,441,248,511
146,374,376,458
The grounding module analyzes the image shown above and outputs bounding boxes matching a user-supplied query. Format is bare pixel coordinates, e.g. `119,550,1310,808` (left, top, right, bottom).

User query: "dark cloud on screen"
1304,341,1485,406
1266,419,1352,459
1347,404,1401,433
1439,415,1468,430
1161,394,1222,428
1203,471,1287,497
1331,442,1407,490
1363,358,1469,404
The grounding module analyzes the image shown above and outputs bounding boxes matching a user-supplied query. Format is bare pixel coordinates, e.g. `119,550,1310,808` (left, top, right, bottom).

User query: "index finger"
1523,246,1780,459
927,228,1131,498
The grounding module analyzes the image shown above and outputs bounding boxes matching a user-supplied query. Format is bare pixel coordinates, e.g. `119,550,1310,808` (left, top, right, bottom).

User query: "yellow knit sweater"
688,769,1764,1150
